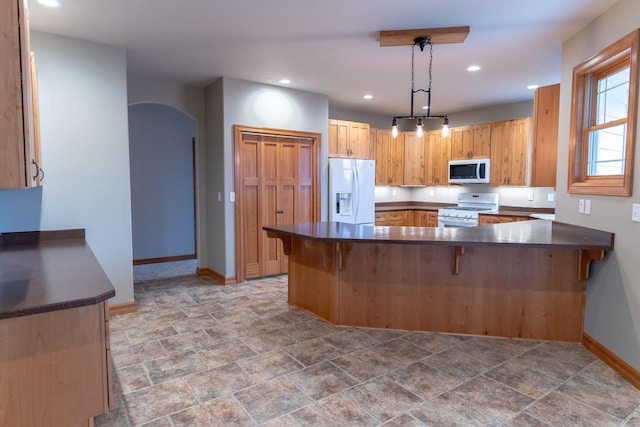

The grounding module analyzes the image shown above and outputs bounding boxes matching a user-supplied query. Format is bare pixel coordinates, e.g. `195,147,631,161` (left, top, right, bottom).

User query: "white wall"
0,32,134,305
127,76,207,265
205,77,329,277
557,0,640,369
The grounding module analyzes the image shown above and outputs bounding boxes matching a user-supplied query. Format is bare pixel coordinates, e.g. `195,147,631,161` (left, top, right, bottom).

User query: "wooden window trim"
568,29,640,196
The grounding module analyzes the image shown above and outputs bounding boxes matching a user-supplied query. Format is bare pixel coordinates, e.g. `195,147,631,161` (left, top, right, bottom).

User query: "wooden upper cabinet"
328,119,370,159
490,117,531,186
425,129,451,185
1,0,40,189
531,83,560,188
450,123,491,160
372,128,404,185
403,132,426,185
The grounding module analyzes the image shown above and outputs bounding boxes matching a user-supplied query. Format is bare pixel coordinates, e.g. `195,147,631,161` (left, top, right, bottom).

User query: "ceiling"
28,0,618,117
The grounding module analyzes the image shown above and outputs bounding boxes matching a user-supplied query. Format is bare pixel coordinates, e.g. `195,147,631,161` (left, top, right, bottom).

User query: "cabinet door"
388,132,405,185
425,130,450,185
1,0,38,189
531,84,560,187
426,211,439,227
450,126,471,159
403,132,426,185
490,118,531,186
374,129,388,185
414,210,429,227
348,121,370,159
328,119,349,158
470,123,491,158
490,120,510,185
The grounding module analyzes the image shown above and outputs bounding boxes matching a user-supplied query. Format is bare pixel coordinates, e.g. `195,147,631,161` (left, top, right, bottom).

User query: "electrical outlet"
230,192,236,202
585,199,591,215
578,199,585,214
632,204,640,222
547,193,554,202
527,191,534,201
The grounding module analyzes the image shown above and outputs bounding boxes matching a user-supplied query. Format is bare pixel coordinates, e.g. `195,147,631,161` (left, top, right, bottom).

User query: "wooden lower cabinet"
479,214,531,225
375,210,412,226
0,302,111,427
414,210,439,227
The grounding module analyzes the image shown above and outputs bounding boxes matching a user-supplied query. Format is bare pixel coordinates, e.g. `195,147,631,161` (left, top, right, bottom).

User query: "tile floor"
95,274,640,426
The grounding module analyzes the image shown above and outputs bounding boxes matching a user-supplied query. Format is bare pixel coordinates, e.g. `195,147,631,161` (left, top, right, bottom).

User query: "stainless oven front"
437,214,479,228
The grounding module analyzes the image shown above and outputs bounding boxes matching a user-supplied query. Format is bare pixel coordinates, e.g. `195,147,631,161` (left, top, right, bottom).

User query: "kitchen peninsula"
265,220,614,342
0,230,115,426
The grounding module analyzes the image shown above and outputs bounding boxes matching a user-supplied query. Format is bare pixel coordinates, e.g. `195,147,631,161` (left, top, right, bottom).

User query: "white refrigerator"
328,158,375,224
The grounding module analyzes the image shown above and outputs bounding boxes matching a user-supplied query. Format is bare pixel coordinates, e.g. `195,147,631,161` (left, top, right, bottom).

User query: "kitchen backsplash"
375,185,556,209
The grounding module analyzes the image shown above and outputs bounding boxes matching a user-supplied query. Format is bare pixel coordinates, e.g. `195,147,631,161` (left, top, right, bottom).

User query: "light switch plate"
585,199,591,215
578,199,585,214
230,192,236,202
547,193,554,202
633,203,640,222
527,191,534,201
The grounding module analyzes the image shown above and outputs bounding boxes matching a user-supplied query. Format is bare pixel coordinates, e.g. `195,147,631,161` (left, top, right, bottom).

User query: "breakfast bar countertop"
0,230,115,319
264,220,614,250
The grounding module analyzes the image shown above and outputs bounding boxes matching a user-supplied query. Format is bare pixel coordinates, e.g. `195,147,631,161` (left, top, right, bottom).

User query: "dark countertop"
0,230,116,319
264,221,614,250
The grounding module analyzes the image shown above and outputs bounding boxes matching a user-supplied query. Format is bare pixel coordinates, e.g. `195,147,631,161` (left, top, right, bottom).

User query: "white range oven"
438,193,499,228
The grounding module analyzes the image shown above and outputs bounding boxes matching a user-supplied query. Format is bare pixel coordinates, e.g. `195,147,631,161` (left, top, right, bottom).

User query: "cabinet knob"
276,210,284,214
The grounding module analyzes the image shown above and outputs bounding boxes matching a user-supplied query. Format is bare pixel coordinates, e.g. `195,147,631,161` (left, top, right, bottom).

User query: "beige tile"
144,350,207,384
171,395,254,427
322,328,380,352
284,337,344,366
170,314,219,333
109,330,130,349
240,328,297,353
159,329,217,354
402,331,469,353
111,340,167,368
344,376,423,422
291,393,377,426
504,347,583,381
534,341,598,367
443,376,534,421
260,414,300,427
110,312,147,332
381,413,426,426
484,357,565,399
142,307,188,324
126,323,178,346
331,348,399,382
117,364,151,394
287,361,359,400
179,301,225,318
455,336,537,366
424,348,492,381
281,319,336,342
410,394,503,426
197,339,257,369
360,328,409,343
185,362,254,402
526,391,622,426
123,379,197,425
138,417,173,427
235,377,312,423
556,360,640,419
388,361,461,398
504,412,551,426
370,338,430,365
237,349,304,383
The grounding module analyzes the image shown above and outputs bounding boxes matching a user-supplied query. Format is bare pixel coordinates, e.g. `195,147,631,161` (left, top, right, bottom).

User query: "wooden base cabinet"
0,302,112,427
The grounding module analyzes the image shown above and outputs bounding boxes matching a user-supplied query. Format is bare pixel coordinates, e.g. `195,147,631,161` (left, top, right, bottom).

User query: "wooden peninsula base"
265,221,614,342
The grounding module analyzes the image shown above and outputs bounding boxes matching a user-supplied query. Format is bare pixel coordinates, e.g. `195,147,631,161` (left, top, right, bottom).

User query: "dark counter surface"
264,221,614,250
375,202,555,216
0,230,115,319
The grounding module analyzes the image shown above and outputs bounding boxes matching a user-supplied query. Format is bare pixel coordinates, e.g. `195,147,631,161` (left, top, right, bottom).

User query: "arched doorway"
128,103,197,280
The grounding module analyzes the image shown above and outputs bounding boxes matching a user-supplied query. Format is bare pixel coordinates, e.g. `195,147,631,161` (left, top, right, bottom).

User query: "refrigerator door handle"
353,164,360,221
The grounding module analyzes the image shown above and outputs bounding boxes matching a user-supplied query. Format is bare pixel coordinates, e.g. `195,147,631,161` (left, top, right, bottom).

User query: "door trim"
234,125,321,283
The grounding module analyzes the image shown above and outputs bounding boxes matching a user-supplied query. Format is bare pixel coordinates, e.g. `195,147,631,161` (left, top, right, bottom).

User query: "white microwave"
448,159,490,184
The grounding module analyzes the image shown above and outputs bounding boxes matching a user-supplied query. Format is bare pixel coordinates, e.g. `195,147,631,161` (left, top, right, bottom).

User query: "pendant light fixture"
380,26,469,139
390,36,448,138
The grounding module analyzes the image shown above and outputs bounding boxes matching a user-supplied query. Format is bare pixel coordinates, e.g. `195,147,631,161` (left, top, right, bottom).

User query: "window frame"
568,29,640,196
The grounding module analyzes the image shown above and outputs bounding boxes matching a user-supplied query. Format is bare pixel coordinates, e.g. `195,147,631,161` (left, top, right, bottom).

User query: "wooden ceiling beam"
379,26,470,47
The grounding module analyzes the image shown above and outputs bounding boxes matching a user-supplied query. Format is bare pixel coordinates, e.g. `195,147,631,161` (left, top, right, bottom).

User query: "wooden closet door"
239,133,261,278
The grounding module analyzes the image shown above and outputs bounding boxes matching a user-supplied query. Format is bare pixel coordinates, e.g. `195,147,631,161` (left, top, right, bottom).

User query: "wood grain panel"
0,304,109,426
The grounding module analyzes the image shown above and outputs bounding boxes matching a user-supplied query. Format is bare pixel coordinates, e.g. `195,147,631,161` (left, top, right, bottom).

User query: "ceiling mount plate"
379,26,470,47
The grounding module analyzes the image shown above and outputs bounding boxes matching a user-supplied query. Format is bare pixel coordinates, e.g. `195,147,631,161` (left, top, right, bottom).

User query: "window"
568,29,639,196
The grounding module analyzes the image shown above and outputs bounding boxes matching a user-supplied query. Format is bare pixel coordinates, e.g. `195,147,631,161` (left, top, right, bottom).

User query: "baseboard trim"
133,254,196,266
109,301,137,316
197,267,237,285
583,332,640,390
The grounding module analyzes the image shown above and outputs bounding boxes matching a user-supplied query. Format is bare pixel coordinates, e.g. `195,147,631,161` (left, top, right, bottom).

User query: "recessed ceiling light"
38,0,60,7
467,65,481,72
363,94,373,100
279,79,291,84
527,84,539,90
422,105,429,110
